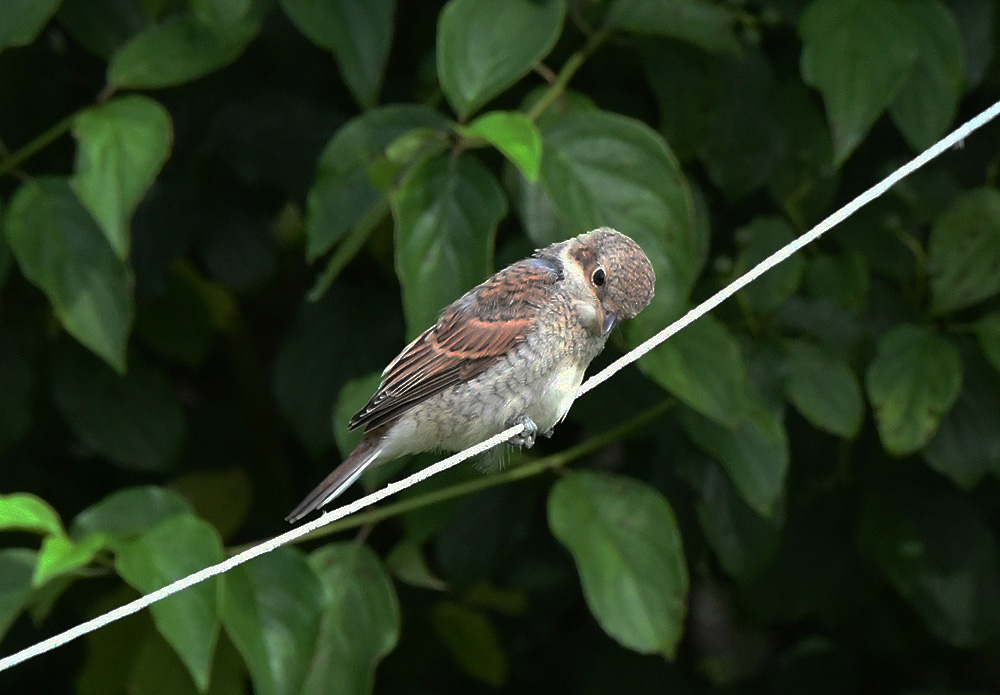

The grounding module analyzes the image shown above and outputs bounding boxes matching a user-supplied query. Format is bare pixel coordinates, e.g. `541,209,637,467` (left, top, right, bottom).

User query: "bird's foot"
507,415,538,449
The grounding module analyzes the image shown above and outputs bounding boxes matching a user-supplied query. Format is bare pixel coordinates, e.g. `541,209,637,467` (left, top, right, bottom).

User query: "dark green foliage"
1,0,1000,693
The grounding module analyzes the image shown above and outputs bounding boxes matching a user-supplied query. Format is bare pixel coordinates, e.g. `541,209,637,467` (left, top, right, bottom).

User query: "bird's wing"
349,256,562,431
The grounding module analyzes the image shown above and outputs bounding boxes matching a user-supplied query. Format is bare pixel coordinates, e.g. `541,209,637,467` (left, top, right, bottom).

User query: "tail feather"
286,438,383,524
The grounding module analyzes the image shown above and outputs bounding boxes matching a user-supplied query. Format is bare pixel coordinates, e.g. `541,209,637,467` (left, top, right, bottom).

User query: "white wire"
2,100,999,674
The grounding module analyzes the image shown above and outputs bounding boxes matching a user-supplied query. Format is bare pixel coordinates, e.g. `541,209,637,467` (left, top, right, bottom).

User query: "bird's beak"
601,309,617,336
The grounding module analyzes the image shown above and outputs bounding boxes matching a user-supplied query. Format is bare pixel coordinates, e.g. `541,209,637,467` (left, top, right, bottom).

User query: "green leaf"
50,342,185,472
222,548,324,695
391,152,507,335
462,111,542,182
0,493,63,535
692,460,783,581
116,514,224,692
0,0,62,52
302,544,401,695
889,0,964,151
190,0,255,31
859,488,1000,647
923,355,1000,489
783,340,864,438
279,0,394,108
437,0,566,119
70,95,173,259
128,629,245,695
385,540,447,591
0,548,35,642
540,110,697,322
800,0,919,163
735,216,804,314
333,371,383,460
547,471,688,657
108,11,261,89
865,324,962,455
72,486,192,542
33,532,108,586
431,601,508,687
305,105,449,261
680,402,789,516
632,313,749,427
509,171,572,247
928,188,1000,315
604,0,739,53
975,313,1000,374
4,177,133,372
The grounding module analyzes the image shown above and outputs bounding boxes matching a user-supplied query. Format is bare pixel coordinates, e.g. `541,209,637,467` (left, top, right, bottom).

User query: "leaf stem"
526,29,609,122
0,113,78,179
286,398,673,545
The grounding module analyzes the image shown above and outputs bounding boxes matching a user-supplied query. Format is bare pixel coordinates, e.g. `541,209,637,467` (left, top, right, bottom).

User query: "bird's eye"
592,267,606,286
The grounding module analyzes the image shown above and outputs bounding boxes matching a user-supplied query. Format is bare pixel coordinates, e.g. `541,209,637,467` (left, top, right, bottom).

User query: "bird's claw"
507,415,538,449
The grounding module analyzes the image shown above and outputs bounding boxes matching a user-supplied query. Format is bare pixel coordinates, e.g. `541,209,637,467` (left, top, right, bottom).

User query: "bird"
286,227,655,523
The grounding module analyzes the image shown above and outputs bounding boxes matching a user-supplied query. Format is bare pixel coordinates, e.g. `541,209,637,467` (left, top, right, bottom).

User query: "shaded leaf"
273,290,403,457
116,514,224,692
432,601,507,687
692,459,783,581
171,469,252,542
548,471,688,657
223,548,324,695
462,111,542,182
57,0,151,60
633,313,749,427
865,324,962,455
783,340,863,438
800,0,919,163
0,548,35,642
279,0,394,108
135,263,216,368
305,105,448,261
923,355,1000,488
108,11,261,89
385,539,447,591
4,178,133,372
944,0,994,88
302,544,401,695
50,342,185,472
0,493,63,535
888,0,964,150
680,402,789,516
391,152,507,334
975,313,1000,374
698,51,784,200
70,95,172,259
928,188,1000,316
437,0,565,119
0,0,61,52
735,216,803,314
859,488,1000,647
604,0,739,53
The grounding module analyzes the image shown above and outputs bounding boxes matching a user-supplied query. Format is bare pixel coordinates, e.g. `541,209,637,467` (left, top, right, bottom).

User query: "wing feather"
349,256,562,431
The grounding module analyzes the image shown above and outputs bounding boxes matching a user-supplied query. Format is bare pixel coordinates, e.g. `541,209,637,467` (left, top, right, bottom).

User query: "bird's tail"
285,437,384,524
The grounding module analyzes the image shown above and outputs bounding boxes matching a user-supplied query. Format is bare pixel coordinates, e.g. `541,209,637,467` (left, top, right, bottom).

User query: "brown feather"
349,256,562,431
